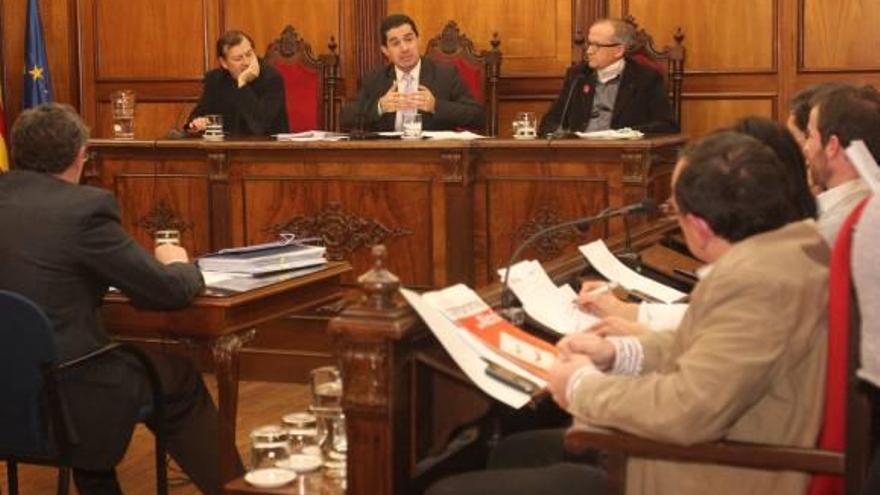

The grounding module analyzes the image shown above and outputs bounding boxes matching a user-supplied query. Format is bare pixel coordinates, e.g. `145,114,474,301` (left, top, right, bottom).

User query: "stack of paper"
576,127,644,140
498,260,599,335
846,140,880,193
401,284,560,408
579,240,686,303
198,242,326,275
275,131,348,142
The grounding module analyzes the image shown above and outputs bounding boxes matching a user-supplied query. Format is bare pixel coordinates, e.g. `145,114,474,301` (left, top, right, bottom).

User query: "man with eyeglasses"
539,18,677,136
187,30,288,137
339,14,484,133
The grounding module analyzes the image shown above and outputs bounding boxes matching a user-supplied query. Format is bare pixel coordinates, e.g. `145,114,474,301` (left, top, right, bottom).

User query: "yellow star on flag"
29,66,44,81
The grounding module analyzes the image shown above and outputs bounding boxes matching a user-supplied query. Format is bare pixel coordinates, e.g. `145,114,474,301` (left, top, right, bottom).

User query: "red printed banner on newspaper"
456,309,559,380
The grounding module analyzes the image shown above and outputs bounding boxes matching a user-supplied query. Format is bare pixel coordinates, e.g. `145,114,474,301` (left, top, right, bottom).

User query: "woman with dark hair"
729,116,818,220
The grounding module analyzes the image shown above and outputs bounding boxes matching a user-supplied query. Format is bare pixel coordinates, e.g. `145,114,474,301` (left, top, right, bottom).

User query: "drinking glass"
154,229,181,247
249,425,291,471
402,113,423,140
111,90,136,140
203,114,224,141
513,111,537,139
282,411,318,454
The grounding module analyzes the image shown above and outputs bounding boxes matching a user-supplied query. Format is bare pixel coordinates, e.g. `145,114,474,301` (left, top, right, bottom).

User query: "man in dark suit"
187,30,288,137
339,14,484,132
539,18,677,136
0,103,241,494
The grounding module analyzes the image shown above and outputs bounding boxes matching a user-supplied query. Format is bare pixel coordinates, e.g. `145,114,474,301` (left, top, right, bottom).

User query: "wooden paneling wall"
2,0,879,139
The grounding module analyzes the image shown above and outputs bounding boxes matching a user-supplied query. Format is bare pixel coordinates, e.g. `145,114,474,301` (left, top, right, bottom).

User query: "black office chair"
0,290,169,495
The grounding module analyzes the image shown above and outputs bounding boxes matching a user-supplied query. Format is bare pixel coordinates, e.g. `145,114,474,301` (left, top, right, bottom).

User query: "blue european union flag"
23,0,53,109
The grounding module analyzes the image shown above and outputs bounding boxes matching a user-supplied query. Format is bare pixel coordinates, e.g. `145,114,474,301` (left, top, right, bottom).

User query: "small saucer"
301,445,322,458
244,468,297,488
276,454,323,472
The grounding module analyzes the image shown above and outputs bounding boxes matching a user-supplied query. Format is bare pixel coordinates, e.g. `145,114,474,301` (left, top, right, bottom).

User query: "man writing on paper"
187,30,288,137
0,103,241,494
428,132,828,495
339,14,484,132
538,18,677,137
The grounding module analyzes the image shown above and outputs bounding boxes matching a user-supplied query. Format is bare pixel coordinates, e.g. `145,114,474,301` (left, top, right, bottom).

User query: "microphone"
167,102,197,139
499,198,657,314
547,72,586,140
617,198,659,268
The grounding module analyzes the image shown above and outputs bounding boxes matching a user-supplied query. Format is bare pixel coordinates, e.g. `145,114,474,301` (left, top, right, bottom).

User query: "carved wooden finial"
490,32,501,52
357,244,400,310
328,36,338,54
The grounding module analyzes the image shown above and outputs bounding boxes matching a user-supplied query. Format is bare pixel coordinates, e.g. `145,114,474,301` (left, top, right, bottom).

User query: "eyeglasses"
659,198,681,217
586,41,622,50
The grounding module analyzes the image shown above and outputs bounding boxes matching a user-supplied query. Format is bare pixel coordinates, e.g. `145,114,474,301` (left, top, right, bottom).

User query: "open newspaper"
400,285,560,408
846,140,880,194
498,260,599,335
579,240,687,304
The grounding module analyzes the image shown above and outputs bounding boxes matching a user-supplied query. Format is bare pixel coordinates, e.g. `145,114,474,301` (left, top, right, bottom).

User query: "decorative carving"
441,151,471,185
514,204,580,258
264,202,412,261
211,330,257,366
621,150,649,183
136,199,194,235
338,340,389,409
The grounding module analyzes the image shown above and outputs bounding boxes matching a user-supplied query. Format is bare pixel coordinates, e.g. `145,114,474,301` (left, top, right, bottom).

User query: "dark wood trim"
352,0,386,85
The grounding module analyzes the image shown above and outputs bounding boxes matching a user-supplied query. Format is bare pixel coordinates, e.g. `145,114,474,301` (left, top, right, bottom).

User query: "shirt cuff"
565,362,601,408
607,336,644,376
377,101,384,116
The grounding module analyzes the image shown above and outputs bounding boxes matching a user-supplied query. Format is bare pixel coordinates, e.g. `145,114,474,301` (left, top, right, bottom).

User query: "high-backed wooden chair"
564,201,874,495
424,21,502,136
265,25,339,132
575,16,685,130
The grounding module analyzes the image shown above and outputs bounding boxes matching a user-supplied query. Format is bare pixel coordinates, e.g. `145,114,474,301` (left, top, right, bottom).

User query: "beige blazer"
571,220,829,495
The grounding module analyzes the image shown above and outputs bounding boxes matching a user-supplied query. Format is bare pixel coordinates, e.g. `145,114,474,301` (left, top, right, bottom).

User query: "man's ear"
683,213,715,249
380,45,389,60
218,56,229,71
824,134,843,160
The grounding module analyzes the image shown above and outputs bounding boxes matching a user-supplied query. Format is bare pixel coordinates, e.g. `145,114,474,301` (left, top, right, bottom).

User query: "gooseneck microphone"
167,102,197,139
547,72,586,140
499,198,658,314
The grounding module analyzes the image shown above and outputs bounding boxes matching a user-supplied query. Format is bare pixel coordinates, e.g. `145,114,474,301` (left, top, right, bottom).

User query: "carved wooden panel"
801,0,880,71
97,101,195,139
239,175,434,286
387,0,575,74
681,97,775,138
95,0,208,79
626,0,775,73
112,173,213,255
223,0,341,56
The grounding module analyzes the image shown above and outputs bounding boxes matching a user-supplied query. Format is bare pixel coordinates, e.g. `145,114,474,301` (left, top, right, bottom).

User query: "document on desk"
846,140,880,193
274,131,348,142
575,127,644,140
400,288,533,408
423,131,488,140
200,265,327,293
579,240,687,304
498,260,599,335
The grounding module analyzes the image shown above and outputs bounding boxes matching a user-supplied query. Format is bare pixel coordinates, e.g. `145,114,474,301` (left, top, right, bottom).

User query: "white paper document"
579,240,687,304
275,131,348,142
498,260,599,335
423,131,488,140
575,127,644,140
400,288,533,408
846,140,880,194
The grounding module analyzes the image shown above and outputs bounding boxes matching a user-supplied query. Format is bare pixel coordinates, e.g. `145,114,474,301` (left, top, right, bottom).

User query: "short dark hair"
814,84,880,160
728,116,817,220
380,14,418,45
11,103,89,174
675,132,802,242
216,30,254,59
788,81,851,133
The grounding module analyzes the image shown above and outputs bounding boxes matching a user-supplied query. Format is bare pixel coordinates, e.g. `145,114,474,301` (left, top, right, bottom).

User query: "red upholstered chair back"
424,21,502,135
574,16,685,129
265,25,339,132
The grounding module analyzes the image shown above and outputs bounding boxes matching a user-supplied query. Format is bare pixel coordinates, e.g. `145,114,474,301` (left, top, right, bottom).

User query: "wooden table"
102,262,351,484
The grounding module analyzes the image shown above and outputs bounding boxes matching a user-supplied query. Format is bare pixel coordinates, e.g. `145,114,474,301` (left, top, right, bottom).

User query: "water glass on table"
513,111,537,139
402,113,423,140
202,114,224,141
111,89,136,140
153,229,180,247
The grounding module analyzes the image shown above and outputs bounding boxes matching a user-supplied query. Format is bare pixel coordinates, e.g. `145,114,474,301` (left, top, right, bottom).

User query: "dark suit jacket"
0,170,204,468
340,57,484,132
188,58,289,136
539,58,677,136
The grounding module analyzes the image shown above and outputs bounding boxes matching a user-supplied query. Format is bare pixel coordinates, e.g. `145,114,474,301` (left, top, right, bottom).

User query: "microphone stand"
615,213,641,270
547,74,585,140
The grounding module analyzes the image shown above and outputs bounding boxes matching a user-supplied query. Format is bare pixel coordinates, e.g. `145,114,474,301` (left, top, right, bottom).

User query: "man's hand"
410,85,436,113
548,354,596,410
578,280,638,320
237,60,260,88
379,83,403,114
557,332,616,371
187,117,208,132
589,316,649,338
155,244,190,264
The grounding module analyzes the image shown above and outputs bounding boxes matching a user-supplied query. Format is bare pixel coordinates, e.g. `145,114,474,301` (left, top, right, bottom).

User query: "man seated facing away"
802,84,880,243
339,14,484,132
187,30,288,137
539,18,677,137
428,132,829,495
0,103,242,494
